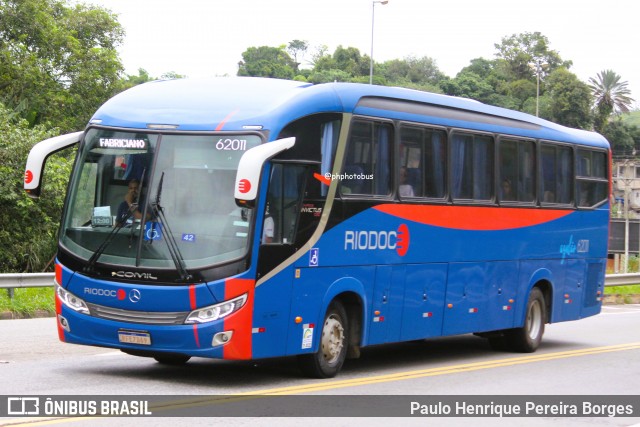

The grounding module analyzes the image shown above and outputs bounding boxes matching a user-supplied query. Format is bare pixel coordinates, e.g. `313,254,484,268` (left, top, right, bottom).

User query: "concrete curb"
0,310,54,320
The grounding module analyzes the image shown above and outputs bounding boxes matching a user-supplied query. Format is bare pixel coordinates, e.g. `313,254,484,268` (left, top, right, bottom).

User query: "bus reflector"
468,308,478,314
502,306,512,311
422,312,433,318
252,327,266,334
295,316,303,324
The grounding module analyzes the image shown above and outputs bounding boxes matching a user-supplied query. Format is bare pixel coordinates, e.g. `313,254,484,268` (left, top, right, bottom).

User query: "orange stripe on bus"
374,204,573,231
223,278,255,360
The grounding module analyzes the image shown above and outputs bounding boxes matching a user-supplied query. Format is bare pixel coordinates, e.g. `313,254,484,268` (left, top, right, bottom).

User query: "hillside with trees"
0,0,637,273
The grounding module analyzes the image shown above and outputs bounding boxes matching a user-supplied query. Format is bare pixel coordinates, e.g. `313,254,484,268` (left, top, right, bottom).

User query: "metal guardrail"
603,273,640,287
1,273,55,289
1,272,640,298
1,273,55,298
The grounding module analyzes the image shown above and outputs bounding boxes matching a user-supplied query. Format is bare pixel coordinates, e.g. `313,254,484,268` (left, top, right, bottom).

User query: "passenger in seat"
398,167,415,197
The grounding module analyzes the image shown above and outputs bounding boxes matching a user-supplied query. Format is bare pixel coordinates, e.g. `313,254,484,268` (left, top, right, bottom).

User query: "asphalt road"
1,305,640,427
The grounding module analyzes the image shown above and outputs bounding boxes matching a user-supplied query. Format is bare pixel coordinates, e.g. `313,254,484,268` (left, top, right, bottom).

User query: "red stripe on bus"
192,325,201,348
374,204,573,230
189,285,197,310
55,263,62,286
223,278,255,360
215,109,239,131
55,294,65,342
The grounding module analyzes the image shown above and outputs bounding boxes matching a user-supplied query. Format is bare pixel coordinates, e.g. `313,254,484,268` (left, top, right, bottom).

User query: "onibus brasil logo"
344,224,410,256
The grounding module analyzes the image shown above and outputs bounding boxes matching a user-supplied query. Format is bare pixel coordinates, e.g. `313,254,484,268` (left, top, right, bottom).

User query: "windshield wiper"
149,172,192,282
84,171,146,274
84,203,136,275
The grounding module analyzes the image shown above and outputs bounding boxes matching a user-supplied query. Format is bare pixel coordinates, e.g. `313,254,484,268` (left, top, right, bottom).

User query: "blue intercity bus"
25,77,610,377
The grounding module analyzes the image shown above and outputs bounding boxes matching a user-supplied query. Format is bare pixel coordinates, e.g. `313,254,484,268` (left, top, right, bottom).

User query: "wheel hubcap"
321,315,345,365
526,300,542,340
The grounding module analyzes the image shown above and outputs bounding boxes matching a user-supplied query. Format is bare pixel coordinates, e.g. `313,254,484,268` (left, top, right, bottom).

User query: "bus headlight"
56,284,90,314
185,294,247,324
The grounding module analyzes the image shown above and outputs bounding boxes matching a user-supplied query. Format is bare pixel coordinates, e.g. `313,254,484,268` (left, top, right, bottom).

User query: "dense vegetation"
0,0,637,273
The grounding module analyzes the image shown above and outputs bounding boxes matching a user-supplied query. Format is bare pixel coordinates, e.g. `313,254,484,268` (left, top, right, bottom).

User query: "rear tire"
298,301,349,378
504,287,546,352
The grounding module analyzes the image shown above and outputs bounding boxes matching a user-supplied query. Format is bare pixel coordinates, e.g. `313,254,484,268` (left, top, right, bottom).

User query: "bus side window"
451,132,494,202
399,125,447,200
541,143,573,205
499,138,535,203
576,149,608,208
343,120,392,196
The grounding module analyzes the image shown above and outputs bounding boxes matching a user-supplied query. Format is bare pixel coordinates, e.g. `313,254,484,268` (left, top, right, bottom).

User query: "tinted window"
577,149,608,207
451,132,494,201
399,125,447,199
541,144,573,205
343,120,393,196
499,139,536,203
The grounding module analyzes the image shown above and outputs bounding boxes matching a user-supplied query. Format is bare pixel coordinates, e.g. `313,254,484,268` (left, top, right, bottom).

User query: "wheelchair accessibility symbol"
144,222,163,241
309,248,319,267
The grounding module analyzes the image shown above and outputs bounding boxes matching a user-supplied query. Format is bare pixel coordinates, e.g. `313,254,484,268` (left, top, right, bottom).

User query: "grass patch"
0,287,55,316
604,285,640,295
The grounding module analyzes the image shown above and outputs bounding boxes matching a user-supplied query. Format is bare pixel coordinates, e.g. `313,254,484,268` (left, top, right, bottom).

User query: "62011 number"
216,139,247,151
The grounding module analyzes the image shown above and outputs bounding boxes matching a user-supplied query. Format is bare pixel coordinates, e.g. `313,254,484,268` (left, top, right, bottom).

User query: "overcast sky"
88,0,639,108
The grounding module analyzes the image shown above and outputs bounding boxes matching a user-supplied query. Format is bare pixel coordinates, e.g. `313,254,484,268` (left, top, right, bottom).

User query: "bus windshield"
60,128,262,272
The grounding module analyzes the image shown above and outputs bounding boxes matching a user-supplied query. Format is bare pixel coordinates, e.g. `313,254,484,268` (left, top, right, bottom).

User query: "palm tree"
588,70,635,132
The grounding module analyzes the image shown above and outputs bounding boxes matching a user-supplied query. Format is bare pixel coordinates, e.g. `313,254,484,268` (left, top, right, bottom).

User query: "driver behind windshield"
116,179,144,226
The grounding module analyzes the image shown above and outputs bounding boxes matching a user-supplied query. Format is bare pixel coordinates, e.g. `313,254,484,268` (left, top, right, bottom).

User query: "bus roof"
91,77,608,149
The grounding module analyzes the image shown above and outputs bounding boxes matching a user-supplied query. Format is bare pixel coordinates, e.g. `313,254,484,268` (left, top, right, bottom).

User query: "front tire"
504,287,546,352
298,301,349,378
153,354,191,365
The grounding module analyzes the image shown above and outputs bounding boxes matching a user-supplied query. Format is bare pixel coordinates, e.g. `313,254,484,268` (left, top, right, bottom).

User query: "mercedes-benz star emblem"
129,289,141,303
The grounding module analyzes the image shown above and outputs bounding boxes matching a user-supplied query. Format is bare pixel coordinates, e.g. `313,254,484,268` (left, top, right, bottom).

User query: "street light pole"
535,60,540,117
369,0,388,85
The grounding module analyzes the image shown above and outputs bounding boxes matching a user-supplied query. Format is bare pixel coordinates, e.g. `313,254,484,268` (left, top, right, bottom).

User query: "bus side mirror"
234,137,296,208
24,131,83,198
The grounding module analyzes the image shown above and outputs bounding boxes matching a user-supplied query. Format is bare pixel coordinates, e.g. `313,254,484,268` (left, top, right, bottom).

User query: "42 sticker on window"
216,138,248,151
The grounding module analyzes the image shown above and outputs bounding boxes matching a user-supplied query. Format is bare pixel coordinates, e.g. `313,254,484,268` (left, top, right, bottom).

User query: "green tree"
118,68,155,91
440,72,494,102
381,55,446,91
443,58,520,109
287,39,309,73
237,45,295,79
588,70,635,133
0,0,124,131
494,32,571,81
332,46,369,78
543,68,592,129
0,103,72,272
601,119,638,156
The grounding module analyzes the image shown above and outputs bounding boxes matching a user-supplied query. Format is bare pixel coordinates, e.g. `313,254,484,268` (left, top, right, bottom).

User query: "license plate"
118,330,151,345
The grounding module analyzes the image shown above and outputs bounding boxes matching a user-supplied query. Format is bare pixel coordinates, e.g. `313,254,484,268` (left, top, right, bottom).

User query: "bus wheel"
153,353,191,365
298,301,349,378
505,287,546,352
